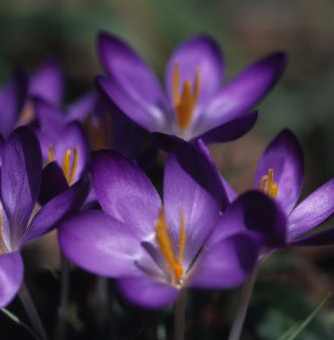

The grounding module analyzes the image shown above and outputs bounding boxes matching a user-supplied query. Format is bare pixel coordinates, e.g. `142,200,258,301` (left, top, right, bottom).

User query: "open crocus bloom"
33,98,90,186
222,129,334,247
0,128,88,307
0,60,66,138
59,149,284,309
97,32,286,143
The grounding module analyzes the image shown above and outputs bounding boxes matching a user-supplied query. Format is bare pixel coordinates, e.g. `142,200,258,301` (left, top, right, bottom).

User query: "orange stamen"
172,63,181,107
155,209,187,285
260,168,279,199
62,148,79,185
172,64,201,130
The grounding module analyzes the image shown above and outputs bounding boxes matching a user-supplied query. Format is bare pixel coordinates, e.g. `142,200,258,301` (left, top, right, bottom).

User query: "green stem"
227,264,259,340
174,289,187,340
19,281,48,340
95,277,109,328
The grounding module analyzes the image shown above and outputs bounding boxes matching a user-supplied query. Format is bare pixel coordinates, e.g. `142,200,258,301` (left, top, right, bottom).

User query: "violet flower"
30,60,151,160
59,149,285,309
33,98,90,186
0,60,92,139
28,59,103,127
97,32,286,143
0,127,88,307
29,58,98,120
223,129,334,248
0,60,66,138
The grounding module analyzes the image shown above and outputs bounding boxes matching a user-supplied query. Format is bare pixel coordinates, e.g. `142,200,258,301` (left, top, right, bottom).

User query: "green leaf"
278,293,331,340
0,307,40,340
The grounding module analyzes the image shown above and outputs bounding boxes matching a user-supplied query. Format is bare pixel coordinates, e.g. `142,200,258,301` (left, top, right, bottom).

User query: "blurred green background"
1,1,334,339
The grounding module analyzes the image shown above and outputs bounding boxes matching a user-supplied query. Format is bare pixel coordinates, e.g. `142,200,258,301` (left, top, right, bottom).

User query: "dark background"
1,1,334,339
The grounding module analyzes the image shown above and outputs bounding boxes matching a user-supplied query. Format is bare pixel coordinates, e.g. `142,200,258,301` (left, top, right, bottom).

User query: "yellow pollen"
155,209,187,285
62,148,79,185
260,168,279,199
172,64,201,130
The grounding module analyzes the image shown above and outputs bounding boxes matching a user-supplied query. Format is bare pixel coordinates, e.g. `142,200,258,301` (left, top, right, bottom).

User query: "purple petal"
255,129,304,214
199,111,258,143
221,176,238,203
288,179,334,241
53,122,90,184
59,210,143,278
0,252,23,308
166,35,224,106
34,97,64,130
189,233,259,289
1,128,42,245
92,151,161,239
98,32,164,102
97,75,166,132
210,191,287,248
196,52,286,135
163,155,221,267
33,98,65,151
23,177,89,244
97,32,167,129
152,135,228,208
118,276,178,309
29,59,64,104
39,162,68,204
67,91,98,123
0,71,28,138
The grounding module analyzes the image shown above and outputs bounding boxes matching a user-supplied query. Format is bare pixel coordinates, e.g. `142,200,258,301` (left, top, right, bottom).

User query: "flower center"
155,208,186,286
259,168,279,199
48,146,79,185
172,64,201,131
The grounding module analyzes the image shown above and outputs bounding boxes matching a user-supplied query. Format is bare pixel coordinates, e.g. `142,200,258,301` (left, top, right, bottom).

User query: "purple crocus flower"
97,32,286,143
223,129,334,248
0,60,65,139
59,149,284,308
29,59,151,160
0,127,88,307
28,59,99,125
33,98,90,186
0,60,106,144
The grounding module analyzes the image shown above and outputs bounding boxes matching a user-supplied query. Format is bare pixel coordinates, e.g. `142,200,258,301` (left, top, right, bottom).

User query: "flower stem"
227,264,259,340
56,255,70,340
19,281,48,340
95,276,109,327
174,289,187,340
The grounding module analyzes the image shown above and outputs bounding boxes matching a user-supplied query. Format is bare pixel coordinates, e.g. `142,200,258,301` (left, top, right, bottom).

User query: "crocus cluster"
0,31,333,339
